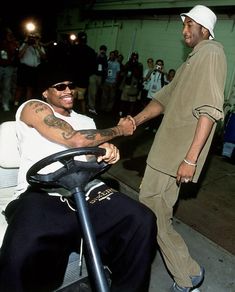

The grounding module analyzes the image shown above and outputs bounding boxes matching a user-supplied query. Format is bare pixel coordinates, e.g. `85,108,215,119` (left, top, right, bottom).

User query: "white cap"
180,5,217,39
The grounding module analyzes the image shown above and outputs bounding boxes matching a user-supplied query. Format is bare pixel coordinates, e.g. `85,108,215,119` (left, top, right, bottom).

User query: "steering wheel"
26,147,110,193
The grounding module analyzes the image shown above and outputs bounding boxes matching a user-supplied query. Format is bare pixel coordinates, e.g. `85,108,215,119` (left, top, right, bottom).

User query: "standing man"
100,50,120,113
70,31,97,114
87,45,108,115
14,32,47,105
0,27,19,111
133,5,227,292
119,52,143,116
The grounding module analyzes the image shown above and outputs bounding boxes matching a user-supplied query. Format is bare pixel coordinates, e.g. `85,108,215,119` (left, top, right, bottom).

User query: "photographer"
146,59,167,100
14,32,46,105
142,59,167,132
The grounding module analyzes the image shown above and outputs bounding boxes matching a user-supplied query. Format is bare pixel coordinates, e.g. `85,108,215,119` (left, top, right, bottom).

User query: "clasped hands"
117,115,136,136
97,115,136,165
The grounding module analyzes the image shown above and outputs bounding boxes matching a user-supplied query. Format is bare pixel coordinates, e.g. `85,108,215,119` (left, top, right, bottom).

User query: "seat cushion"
0,121,20,168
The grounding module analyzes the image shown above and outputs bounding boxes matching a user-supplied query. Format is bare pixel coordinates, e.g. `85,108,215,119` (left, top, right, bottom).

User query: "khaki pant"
87,74,102,110
139,165,200,287
73,87,86,100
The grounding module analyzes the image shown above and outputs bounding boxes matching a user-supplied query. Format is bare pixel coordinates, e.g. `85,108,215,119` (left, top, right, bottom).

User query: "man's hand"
97,143,120,164
176,161,196,184
117,116,136,136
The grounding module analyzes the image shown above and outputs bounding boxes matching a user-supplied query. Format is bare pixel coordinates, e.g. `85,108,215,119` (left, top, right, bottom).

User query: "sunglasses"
51,82,75,91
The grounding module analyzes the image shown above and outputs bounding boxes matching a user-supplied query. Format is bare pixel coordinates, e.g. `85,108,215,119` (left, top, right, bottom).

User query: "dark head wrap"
37,62,73,92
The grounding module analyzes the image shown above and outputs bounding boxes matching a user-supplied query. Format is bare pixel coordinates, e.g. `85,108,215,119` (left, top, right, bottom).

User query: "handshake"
117,115,136,136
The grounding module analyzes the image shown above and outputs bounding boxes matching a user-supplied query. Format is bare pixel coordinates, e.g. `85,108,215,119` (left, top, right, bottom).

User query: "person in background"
0,27,19,111
69,31,97,114
141,57,154,103
165,68,176,84
87,44,108,115
143,59,166,132
0,61,157,292
146,59,167,100
113,49,119,60
113,53,125,115
14,32,46,106
132,5,227,292
119,52,143,116
116,53,125,80
100,50,120,113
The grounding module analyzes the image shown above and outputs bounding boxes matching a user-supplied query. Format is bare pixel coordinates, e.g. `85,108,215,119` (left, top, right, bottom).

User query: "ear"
202,27,210,39
42,90,48,99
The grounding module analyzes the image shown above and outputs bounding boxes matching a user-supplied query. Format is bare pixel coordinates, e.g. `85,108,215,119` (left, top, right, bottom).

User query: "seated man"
0,63,157,292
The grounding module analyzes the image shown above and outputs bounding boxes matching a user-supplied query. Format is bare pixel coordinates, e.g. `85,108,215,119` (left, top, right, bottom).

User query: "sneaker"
170,267,205,292
191,266,205,287
88,108,98,115
170,283,190,292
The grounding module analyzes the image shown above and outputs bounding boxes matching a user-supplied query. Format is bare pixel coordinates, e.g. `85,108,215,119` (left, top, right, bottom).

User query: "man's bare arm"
133,100,164,126
176,115,215,182
185,115,214,163
20,101,134,148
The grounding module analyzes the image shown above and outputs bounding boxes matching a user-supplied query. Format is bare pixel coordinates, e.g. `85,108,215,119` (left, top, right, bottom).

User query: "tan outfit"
140,40,227,287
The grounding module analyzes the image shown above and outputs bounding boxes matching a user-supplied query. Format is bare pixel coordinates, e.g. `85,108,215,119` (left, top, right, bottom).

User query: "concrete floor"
108,179,235,292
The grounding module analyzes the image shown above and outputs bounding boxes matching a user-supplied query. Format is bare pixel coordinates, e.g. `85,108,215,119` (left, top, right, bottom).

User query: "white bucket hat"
180,5,217,39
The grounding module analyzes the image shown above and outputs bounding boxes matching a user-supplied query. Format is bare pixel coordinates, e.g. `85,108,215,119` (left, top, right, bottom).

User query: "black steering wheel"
26,147,110,194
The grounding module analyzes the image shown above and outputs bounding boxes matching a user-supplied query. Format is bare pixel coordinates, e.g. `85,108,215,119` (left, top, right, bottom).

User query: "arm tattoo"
44,114,77,139
79,128,116,141
45,114,117,142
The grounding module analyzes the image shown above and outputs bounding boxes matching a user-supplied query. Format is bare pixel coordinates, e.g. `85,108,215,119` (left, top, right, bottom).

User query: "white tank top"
14,99,96,198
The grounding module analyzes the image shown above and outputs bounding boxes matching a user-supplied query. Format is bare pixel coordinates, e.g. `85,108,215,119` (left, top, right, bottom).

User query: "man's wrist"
116,125,123,136
183,158,197,167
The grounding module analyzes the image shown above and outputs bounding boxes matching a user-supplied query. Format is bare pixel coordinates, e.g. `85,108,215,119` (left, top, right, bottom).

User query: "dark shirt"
70,43,97,88
0,39,19,67
95,53,108,80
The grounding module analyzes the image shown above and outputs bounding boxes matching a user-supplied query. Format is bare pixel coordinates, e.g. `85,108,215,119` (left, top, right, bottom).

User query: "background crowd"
0,26,175,126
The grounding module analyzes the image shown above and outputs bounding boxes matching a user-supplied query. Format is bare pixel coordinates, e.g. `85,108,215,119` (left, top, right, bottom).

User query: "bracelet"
183,158,197,167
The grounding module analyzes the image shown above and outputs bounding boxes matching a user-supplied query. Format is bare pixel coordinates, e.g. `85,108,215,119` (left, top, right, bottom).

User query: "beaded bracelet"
183,158,197,167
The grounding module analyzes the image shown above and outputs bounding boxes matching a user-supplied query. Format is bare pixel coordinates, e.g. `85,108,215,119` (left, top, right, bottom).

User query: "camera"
27,37,36,45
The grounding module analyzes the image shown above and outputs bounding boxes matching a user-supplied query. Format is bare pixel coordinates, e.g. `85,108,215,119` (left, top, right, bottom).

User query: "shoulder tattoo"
27,101,49,114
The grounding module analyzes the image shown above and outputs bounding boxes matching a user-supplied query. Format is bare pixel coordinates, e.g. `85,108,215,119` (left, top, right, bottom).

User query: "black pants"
0,185,157,292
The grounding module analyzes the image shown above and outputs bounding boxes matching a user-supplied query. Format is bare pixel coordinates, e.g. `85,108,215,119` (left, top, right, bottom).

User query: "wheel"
26,147,110,192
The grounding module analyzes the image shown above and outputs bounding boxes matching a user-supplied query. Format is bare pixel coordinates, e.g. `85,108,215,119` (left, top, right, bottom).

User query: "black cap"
37,62,73,92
